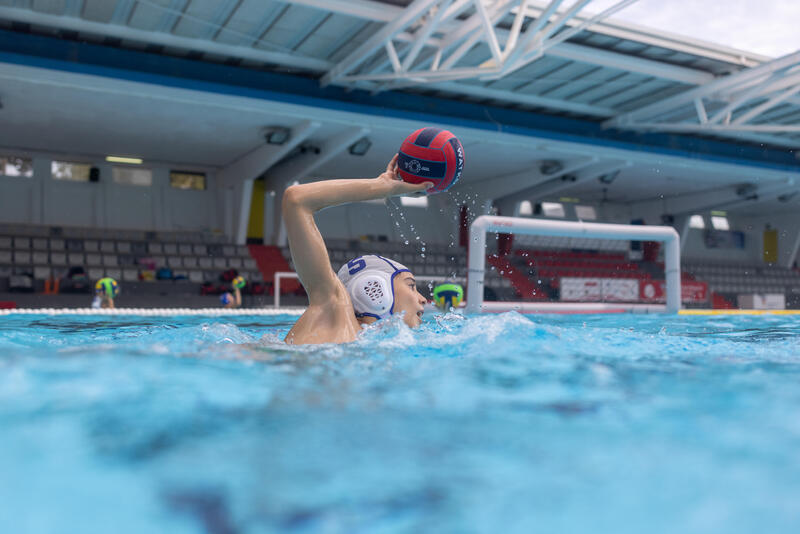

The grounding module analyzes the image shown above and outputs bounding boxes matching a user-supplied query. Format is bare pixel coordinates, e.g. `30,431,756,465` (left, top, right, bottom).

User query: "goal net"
465,215,682,314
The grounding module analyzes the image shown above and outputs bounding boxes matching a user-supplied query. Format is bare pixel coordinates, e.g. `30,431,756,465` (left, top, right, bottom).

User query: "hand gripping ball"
397,127,464,194
232,276,246,290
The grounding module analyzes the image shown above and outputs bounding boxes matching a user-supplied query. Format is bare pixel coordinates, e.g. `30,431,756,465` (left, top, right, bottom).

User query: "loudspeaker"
89,167,100,182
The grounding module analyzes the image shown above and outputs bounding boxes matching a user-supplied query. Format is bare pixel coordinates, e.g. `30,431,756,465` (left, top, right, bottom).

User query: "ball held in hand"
397,127,464,194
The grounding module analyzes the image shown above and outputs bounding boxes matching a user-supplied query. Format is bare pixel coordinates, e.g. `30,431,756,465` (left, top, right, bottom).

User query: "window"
711,216,730,230
541,202,565,218
400,196,428,208
170,171,206,190
575,205,597,220
689,214,705,229
113,166,152,186
518,200,533,216
52,161,91,182
1,156,33,177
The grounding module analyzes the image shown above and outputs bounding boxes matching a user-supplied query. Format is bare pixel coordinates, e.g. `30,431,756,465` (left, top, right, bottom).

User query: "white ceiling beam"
432,81,616,117
0,6,331,72
546,42,712,86
152,0,188,34
217,120,320,188
64,0,84,17
620,123,800,134
320,0,443,87
282,0,395,22
110,0,137,25
732,84,800,126
605,50,800,128
201,0,242,41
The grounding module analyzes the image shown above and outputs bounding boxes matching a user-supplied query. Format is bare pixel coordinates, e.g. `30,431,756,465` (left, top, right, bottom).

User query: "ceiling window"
541,202,565,218
689,215,705,229
1,156,33,178
575,205,597,220
170,171,206,191
52,161,92,182
113,166,152,186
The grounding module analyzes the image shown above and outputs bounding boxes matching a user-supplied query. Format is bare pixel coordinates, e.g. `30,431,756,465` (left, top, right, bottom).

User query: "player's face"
393,272,427,328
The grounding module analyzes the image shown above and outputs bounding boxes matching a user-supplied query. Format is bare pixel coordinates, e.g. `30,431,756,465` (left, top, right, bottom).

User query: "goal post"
466,215,681,314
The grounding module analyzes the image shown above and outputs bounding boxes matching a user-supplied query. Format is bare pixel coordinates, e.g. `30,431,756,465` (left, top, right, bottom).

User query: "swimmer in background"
283,155,432,345
92,277,118,309
220,276,245,308
432,283,464,312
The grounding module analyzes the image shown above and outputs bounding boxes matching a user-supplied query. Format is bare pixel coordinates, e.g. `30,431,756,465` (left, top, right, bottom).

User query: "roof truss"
320,0,641,88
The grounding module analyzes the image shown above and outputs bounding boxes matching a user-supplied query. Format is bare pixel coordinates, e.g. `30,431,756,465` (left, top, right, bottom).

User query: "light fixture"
539,160,563,175
106,156,143,164
263,126,291,145
598,170,620,184
349,137,372,156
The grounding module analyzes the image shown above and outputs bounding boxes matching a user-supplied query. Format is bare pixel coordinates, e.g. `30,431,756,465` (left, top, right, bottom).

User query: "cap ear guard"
347,272,394,319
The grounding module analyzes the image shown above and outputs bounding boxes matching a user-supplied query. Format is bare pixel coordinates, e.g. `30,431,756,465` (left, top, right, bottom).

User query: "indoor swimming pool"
1,311,799,533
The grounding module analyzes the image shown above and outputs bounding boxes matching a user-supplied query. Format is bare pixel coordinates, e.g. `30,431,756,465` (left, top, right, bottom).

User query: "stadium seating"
683,262,800,296
0,224,263,289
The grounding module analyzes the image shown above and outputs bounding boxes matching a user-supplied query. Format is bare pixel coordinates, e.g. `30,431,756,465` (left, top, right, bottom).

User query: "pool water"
1,312,799,533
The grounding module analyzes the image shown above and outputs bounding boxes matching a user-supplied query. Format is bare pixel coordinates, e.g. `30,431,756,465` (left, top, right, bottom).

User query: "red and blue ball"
397,127,464,194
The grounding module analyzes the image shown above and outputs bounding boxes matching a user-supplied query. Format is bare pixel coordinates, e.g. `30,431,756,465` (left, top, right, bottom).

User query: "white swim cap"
337,255,410,320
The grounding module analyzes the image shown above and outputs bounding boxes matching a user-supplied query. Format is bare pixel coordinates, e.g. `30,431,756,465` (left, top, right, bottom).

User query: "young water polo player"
282,155,432,345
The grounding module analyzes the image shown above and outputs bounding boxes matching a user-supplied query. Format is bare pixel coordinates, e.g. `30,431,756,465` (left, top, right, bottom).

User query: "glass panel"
52,161,91,182
689,214,705,229
170,171,206,190
575,205,597,220
518,200,533,216
711,216,730,230
112,166,152,186
1,156,33,177
541,202,565,218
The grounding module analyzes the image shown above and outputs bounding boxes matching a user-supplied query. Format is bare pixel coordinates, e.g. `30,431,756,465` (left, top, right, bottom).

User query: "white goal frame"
466,215,681,314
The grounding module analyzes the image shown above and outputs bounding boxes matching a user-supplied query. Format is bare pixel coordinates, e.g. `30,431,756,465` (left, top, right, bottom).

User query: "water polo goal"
466,215,681,314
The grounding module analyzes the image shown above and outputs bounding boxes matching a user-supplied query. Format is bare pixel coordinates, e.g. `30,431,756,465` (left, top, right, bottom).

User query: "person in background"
221,276,246,308
92,277,119,309
432,282,464,312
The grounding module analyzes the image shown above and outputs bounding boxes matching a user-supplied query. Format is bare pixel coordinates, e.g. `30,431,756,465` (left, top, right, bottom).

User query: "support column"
234,179,255,245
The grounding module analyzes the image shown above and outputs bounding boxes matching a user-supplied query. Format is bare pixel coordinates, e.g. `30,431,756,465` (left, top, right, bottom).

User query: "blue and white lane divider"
0,308,307,316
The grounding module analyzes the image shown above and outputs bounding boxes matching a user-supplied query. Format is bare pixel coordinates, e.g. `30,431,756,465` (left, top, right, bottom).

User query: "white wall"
0,150,220,232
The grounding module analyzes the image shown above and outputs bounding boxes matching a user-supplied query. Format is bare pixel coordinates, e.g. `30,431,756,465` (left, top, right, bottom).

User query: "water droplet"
421,253,425,258
421,247,425,252
404,240,409,245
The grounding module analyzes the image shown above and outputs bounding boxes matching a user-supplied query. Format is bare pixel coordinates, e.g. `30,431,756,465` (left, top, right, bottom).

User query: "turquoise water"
1,312,800,533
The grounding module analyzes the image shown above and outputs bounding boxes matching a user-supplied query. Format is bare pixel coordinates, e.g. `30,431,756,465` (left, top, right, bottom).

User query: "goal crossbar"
466,215,681,314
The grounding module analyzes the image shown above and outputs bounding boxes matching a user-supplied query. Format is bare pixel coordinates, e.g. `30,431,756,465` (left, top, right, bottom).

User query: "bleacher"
278,238,499,294
684,262,800,296
0,224,262,288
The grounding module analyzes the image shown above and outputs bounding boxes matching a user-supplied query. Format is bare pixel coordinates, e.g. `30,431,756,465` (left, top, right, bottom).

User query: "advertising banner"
640,280,708,303
561,278,639,302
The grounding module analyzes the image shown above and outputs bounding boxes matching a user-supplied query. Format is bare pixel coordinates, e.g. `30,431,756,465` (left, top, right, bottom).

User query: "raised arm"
281,155,432,306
